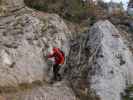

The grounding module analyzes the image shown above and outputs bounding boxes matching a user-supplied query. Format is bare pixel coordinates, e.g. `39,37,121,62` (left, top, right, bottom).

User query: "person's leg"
53,64,58,80
53,64,61,81
56,65,62,81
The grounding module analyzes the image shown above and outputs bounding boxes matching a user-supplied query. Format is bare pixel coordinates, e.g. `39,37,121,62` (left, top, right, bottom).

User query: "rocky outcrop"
87,20,133,100
0,0,76,100
66,20,133,100
0,0,70,87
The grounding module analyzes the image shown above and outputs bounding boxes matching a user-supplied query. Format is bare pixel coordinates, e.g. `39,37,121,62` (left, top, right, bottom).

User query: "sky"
103,0,129,9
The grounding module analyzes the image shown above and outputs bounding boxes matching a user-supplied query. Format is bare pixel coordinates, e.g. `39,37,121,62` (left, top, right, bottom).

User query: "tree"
128,0,133,7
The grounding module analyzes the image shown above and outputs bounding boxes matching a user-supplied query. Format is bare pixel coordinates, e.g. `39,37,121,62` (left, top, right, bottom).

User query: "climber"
47,47,65,81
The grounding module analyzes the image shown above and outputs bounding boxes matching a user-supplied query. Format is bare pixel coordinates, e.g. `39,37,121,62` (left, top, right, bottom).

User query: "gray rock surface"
66,20,133,100
0,5,70,87
0,0,76,99
127,1,133,16
130,21,133,30
87,20,133,100
0,0,25,16
0,0,77,100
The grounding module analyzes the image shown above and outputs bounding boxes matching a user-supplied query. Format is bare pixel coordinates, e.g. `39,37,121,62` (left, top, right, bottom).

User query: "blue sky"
104,0,129,9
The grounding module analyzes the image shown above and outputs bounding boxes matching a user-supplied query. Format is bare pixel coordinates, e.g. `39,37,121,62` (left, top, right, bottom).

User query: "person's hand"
43,53,48,61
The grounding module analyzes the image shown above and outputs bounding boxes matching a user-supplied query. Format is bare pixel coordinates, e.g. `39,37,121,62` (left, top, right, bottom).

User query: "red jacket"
48,48,65,64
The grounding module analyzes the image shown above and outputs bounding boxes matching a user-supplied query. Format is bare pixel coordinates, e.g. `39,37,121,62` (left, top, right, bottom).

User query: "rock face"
66,20,133,100
87,20,133,100
0,0,76,100
0,0,25,16
0,2,70,87
130,21,133,30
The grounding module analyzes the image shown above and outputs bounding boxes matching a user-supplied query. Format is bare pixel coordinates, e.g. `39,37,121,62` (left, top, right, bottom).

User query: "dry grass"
0,80,45,94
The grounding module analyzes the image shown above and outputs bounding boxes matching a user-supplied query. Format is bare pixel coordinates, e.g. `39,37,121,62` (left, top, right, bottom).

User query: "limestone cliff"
0,0,76,100
0,0,70,86
67,20,133,100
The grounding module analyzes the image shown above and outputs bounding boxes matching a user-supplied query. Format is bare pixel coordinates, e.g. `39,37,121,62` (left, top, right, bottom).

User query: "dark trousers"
53,64,61,81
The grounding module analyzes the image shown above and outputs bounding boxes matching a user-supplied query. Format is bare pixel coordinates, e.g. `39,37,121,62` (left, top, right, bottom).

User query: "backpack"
58,49,65,64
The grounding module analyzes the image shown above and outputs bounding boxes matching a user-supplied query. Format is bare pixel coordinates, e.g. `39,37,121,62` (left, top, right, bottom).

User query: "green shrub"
60,0,89,22
24,0,48,11
24,0,96,23
90,16,96,25
122,85,133,100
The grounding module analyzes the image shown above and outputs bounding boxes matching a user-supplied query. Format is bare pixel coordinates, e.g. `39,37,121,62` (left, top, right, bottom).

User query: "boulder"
0,0,76,100
66,20,133,100
87,20,133,100
0,5,70,87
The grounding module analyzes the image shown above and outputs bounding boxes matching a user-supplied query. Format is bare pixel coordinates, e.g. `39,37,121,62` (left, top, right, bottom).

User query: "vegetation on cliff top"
24,0,103,23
